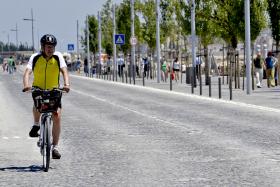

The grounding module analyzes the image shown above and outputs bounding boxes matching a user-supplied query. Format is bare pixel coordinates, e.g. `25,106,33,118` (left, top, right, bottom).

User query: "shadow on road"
0,165,42,172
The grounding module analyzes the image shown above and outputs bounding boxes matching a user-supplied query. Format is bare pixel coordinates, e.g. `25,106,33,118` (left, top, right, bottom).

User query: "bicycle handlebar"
22,87,67,93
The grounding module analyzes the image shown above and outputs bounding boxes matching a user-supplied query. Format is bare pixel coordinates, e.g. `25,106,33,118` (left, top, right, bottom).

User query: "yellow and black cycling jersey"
27,51,67,90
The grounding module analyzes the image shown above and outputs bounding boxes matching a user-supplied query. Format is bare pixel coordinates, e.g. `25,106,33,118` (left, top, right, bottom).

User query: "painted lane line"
71,88,198,132
2,137,9,140
13,136,20,139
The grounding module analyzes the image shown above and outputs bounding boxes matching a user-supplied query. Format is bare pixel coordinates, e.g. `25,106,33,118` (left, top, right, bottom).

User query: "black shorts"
173,68,179,72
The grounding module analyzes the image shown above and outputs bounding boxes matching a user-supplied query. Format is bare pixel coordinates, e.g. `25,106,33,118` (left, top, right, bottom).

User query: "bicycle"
23,87,65,172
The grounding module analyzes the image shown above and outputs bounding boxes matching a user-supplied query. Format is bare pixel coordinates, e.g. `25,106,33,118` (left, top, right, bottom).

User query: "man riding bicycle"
23,34,70,159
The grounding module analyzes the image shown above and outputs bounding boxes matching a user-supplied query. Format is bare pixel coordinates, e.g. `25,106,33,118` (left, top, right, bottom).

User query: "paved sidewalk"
74,70,280,110
17,64,280,110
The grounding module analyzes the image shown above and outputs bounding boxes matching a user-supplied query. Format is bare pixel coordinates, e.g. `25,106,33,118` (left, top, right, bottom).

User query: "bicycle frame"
39,112,53,172
23,87,65,172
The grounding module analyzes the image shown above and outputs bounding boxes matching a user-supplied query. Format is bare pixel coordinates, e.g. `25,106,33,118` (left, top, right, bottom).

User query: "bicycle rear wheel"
42,116,52,172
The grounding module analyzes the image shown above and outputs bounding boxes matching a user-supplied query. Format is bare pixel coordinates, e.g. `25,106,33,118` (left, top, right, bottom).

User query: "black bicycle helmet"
40,34,57,46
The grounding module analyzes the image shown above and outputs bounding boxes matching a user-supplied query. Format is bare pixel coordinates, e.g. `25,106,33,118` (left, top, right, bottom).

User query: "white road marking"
71,74,280,114
71,88,198,132
2,136,34,140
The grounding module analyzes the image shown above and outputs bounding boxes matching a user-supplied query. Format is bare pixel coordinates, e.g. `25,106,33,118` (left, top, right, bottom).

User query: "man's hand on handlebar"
22,87,32,92
63,85,70,93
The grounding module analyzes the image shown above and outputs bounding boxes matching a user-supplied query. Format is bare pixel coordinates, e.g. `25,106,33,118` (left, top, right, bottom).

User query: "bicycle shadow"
0,165,43,172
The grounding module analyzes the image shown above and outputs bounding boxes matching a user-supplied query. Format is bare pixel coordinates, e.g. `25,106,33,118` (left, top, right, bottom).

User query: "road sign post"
130,36,137,46
68,44,74,51
115,34,125,45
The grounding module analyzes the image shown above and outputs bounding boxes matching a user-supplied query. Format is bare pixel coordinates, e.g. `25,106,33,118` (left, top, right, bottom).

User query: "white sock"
33,122,39,126
53,145,59,150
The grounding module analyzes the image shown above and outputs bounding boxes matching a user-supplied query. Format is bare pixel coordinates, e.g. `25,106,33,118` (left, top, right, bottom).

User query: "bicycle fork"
38,113,52,155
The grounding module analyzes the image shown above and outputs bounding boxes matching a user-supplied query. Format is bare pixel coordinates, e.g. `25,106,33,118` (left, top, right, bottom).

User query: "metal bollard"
170,72,172,91
209,77,212,97
230,76,233,100
218,77,222,99
191,76,194,94
143,72,145,86
199,76,202,95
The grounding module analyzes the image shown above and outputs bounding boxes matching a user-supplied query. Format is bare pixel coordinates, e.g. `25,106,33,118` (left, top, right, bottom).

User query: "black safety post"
191,76,194,94
143,72,145,86
170,72,172,91
230,75,233,100
209,77,212,97
199,74,202,95
218,77,222,99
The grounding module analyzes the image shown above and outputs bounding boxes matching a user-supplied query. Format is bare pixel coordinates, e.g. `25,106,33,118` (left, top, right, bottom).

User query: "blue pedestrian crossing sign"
114,34,125,45
68,44,74,51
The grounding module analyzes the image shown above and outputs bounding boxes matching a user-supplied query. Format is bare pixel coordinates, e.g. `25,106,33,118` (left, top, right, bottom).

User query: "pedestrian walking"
117,55,124,77
142,57,148,78
253,53,265,88
106,56,112,75
8,56,15,74
196,56,203,80
2,59,7,72
84,57,89,75
76,58,81,74
173,57,180,82
161,56,167,82
265,51,278,87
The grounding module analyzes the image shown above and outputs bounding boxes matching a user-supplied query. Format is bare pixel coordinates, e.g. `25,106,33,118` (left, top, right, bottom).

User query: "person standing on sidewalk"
173,57,180,82
76,58,81,74
253,53,265,88
8,56,15,74
83,57,89,75
160,56,167,82
117,55,125,77
265,51,278,87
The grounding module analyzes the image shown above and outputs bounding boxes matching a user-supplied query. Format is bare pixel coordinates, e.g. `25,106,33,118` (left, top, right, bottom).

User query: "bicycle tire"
42,116,52,172
41,117,46,170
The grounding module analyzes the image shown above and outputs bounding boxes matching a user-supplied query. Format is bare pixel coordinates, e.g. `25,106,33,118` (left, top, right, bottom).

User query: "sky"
0,0,122,52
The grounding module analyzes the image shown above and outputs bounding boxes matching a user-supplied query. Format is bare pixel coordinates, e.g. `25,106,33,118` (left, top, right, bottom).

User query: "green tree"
160,0,177,43
116,0,141,56
267,0,280,51
140,0,157,53
81,15,98,63
101,0,113,56
212,0,267,48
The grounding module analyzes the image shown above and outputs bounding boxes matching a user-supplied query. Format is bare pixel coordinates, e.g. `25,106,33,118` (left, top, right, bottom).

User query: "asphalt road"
1,68,280,186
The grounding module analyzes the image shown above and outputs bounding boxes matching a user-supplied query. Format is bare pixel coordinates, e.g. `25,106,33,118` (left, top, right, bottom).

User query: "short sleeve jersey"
27,51,67,90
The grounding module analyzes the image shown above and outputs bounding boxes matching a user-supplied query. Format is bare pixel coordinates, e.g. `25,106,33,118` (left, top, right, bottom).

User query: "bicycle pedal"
37,140,40,147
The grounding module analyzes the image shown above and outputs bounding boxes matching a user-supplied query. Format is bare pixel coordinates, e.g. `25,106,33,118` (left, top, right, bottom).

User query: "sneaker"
52,147,61,159
29,125,40,137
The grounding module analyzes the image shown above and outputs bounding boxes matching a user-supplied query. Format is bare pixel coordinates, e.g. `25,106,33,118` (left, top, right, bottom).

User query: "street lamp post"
156,0,161,83
191,0,197,89
131,0,136,84
245,0,251,94
10,23,18,49
23,8,35,52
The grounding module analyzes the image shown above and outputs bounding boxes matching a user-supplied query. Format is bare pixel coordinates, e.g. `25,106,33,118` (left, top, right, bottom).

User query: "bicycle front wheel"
42,116,52,172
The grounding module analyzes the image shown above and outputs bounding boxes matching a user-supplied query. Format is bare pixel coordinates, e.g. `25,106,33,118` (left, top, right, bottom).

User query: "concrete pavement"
71,68,280,111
